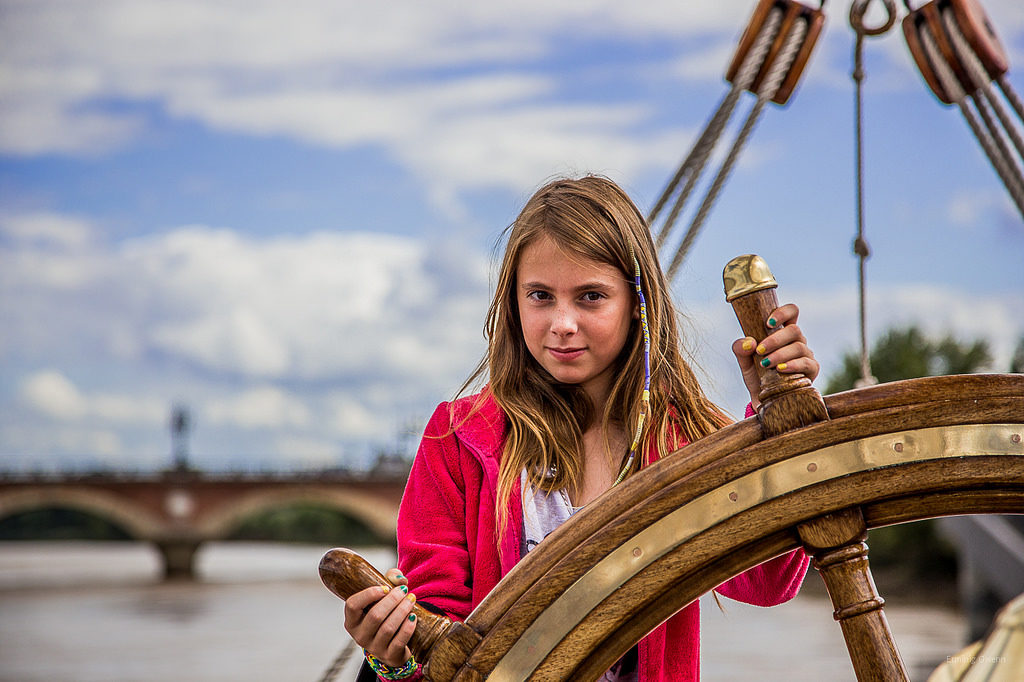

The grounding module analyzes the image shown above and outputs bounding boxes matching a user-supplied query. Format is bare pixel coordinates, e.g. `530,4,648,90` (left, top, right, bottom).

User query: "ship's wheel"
320,255,1024,681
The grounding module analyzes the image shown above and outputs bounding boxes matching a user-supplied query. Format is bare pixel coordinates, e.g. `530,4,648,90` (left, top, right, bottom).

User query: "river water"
0,541,967,681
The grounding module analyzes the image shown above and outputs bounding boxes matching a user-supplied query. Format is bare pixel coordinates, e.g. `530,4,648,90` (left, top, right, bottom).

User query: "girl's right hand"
343,567,418,667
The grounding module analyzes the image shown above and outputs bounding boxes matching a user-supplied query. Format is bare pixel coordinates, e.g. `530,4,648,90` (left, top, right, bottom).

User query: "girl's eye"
526,290,552,302
581,292,605,302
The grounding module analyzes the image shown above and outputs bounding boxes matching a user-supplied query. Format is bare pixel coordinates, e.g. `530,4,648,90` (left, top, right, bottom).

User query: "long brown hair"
458,175,730,531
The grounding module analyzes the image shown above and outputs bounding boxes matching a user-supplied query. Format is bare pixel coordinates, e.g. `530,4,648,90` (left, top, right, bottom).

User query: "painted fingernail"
408,614,416,622
777,362,788,371
767,317,777,328
399,585,408,594
742,339,754,351
394,574,405,581
760,358,771,368
756,344,767,355
407,593,416,604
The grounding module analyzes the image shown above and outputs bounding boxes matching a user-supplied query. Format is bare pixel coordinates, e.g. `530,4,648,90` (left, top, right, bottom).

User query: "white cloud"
19,371,87,420
0,212,96,249
2,0,1021,214
0,421,126,465
24,0,1023,199
90,394,168,426
110,225,489,381
18,370,166,425
326,395,391,440
2,219,489,382
52,429,124,460
948,188,1016,227
1,213,490,463
0,99,145,157
673,41,739,82
152,308,293,378
205,387,313,430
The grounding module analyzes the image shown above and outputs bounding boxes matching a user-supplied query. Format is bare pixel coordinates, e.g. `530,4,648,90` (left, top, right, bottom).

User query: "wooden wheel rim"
433,375,1024,681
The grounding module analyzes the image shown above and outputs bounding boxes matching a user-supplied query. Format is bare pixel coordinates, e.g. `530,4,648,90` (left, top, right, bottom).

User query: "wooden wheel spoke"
799,508,908,680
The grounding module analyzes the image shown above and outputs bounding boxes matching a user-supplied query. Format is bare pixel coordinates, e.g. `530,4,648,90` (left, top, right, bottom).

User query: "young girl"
344,176,818,681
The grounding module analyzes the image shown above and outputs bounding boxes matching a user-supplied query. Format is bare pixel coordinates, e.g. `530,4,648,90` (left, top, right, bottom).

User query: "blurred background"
1,0,1022,680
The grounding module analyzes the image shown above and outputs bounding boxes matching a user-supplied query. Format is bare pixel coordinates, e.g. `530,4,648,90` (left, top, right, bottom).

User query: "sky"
2,0,1023,473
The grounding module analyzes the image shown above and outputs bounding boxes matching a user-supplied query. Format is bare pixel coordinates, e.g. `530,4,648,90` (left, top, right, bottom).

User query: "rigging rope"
650,7,785,249
849,0,896,388
917,11,1024,217
664,17,810,282
648,0,825,280
903,0,1024,219
317,638,360,682
997,74,1024,124
943,9,1024,186
655,8,815,278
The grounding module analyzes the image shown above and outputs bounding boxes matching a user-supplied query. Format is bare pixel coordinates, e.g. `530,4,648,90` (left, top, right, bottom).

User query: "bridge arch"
0,487,165,539
198,485,399,543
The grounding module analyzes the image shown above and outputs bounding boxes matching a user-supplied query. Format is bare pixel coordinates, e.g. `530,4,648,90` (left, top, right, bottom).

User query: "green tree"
1011,336,1024,373
228,504,382,545
0,508,132,541
825,325,992,394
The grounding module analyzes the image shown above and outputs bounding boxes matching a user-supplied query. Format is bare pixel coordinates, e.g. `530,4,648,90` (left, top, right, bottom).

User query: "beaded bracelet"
364,651,417,680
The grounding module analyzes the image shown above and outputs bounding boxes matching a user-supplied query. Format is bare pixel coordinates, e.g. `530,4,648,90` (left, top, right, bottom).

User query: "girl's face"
516,235,634,407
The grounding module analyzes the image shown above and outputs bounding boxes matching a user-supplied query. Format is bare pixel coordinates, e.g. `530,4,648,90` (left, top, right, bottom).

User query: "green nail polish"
767,317,777,328
399,585,408,593
408,614,416,622
760,357,771,368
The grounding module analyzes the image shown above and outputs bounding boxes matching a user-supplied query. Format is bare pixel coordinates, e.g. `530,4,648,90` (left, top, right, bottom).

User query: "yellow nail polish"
407,593,416,604
777,362,788,371
742,339,754,351
756,344,766,355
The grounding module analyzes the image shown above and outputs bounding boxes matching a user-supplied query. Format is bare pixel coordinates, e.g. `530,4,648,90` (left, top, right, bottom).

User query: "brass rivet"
894,442,904,453
1013,434,1021,444
632,547,642,558
807,462,817,472
729,491,738,502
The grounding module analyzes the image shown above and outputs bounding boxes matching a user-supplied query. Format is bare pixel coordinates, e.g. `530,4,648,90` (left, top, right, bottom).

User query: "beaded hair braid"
612,251,652,487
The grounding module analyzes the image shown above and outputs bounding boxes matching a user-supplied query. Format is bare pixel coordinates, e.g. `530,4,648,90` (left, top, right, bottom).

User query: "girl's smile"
547,346,585,361
516,235,634,406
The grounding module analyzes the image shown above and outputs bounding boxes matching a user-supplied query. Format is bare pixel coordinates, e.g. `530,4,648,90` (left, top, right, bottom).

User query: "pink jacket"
396,392,809,681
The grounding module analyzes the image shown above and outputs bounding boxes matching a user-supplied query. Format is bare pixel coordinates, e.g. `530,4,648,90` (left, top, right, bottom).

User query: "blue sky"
2,0,1022,472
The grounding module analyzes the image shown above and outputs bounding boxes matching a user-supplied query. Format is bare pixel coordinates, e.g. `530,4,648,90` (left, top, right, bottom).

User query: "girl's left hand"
731,303,819,410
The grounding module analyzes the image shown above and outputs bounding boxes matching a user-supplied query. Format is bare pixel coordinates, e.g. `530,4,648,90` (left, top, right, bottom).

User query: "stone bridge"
0,469,407,579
